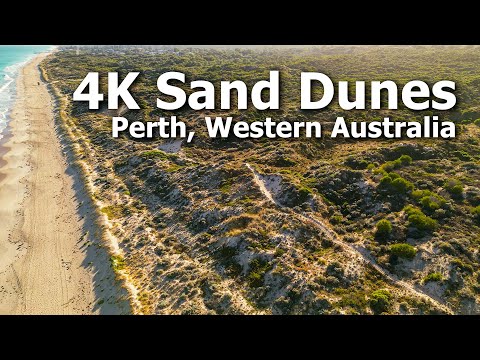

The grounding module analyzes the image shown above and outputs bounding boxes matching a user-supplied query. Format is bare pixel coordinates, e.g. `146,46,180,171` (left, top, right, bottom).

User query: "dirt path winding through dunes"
246,163,454,314
0,54,127,314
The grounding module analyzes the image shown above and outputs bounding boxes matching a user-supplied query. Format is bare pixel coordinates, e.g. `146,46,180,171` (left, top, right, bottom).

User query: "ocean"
0,45,53,140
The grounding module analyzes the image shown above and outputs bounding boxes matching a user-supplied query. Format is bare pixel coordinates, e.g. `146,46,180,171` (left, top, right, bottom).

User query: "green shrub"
247,258,272,288
376,219,393,238
275,156,296,167
419,194,446,211
444,179,464,196
390,243,417,259
412,190,437,200
423,272,443,283
369,289,392,314
408,212,437,231
330,215,343,225
404,205,437,231
379,155,412,173
453,150,474,162
248,272,262,287
379,173,413,194
140,150,169,160
392,177,414,192
345,157,369,169
219,178,233,194
274,248,286,257
373,167,388,176
358,160,369,169
381,160,401,172
412,189,445,202
296,185,313,204
471,205,480,220
399,155,413,165
438,242,455,255
451,259,474,274
380,174,392,186
474,119,480,126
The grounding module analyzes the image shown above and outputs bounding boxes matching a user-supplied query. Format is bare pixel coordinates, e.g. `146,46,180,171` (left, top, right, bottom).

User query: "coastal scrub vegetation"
43,45,480,314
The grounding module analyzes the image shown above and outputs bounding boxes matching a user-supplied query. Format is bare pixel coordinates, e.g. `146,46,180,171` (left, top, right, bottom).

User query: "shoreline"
0,52,130,314
0,122,12,182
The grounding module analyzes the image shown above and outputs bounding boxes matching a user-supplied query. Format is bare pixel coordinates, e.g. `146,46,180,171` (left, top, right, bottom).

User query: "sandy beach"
0,53,127,314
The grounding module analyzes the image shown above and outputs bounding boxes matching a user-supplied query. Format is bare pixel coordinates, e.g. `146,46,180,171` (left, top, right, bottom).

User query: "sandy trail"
245,163,453,314
0,53,127,314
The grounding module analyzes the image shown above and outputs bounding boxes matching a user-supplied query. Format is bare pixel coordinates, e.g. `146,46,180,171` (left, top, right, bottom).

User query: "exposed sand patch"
159,139,183,153
245,163,278,205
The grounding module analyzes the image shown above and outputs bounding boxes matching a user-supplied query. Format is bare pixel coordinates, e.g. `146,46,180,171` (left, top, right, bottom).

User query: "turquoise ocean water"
0,45,53,139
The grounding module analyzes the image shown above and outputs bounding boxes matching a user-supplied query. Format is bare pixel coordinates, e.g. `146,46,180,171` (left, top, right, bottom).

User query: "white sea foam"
0,46,54,141
0,76,14,95
4,61,26,75
0,80,14,141
0,58,31,141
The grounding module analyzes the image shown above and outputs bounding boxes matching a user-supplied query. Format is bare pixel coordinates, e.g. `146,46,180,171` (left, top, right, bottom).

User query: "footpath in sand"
0,53,127,314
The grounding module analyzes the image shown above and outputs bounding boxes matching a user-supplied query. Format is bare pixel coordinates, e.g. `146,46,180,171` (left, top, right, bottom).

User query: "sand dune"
0,53,127,314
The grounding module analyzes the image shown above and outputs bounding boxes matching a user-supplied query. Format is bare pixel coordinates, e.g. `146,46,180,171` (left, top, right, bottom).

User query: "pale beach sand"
0,53,129,314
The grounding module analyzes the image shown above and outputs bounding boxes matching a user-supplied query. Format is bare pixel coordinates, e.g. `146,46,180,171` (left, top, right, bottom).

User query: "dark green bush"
379,155,412,173
444,179,464,196
412,189,447,209
380,173,414,194
404,205,437,231
326,261,344,278
376,219,393,238
275,156,297,167
399,155,413,165
392,177,414,192
419,194,446,211
247,258,272,288
297,186,312,202
369,289,392,314
345,156,369,169
380,175,392,185
330,214,343,225
411,189,434,200
274,248,286,257
390,243,417,259
381,160,401,172
453,150,474,162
